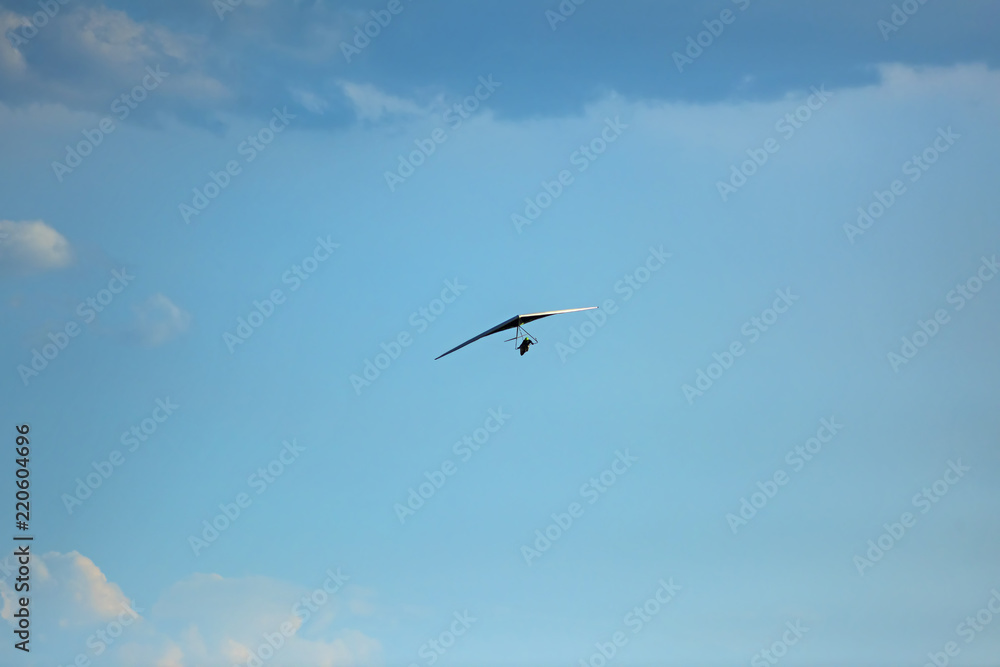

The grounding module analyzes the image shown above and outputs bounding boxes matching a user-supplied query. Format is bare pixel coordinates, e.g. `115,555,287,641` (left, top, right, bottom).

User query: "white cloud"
0,4,231,118
873,62,1000,103
128,293,191,346
0,551,135,627
619,61,1000,158
65,5,198,74
0,552,381,667
0,11,28,76
0,219,73,274
154,644,185,667
339,81,425,121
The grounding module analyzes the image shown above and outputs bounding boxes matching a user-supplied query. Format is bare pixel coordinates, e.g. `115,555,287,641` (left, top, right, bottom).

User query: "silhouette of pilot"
519,338,533,356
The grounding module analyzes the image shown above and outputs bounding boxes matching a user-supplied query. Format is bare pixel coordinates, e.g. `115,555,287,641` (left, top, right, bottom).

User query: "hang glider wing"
434,307,597,360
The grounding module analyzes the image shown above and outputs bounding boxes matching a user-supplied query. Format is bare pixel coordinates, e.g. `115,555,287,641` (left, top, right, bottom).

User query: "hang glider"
435,307,597,360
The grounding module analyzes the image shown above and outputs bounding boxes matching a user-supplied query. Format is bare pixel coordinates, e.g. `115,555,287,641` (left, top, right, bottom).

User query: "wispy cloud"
339,81,425,122
290,87,329,115
126,293,191,346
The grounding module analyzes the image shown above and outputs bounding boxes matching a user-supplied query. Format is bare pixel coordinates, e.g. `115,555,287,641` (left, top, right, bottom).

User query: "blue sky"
1,1,999,666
